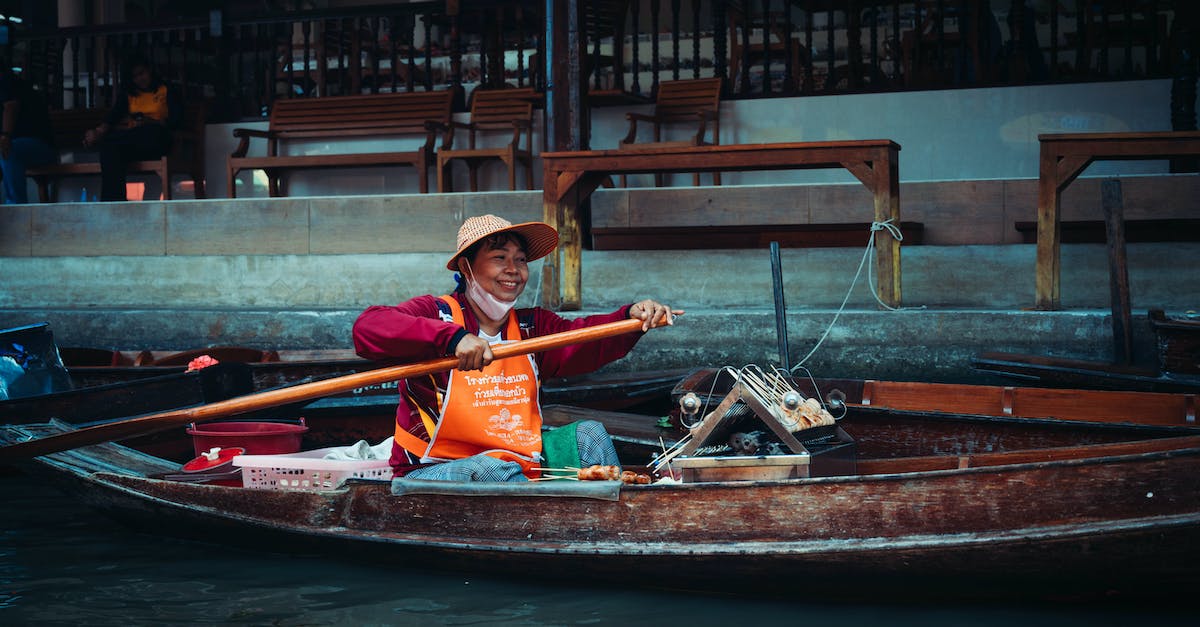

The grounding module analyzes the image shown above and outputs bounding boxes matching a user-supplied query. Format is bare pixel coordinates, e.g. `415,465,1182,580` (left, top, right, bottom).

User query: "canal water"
0,472,1191,626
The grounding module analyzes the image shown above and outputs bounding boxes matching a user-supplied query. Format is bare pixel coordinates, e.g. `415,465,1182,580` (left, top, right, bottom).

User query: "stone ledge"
0,308,1162,385
4,175,1197,257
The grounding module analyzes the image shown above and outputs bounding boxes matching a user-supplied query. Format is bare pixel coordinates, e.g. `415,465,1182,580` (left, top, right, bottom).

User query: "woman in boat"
353,214,679,482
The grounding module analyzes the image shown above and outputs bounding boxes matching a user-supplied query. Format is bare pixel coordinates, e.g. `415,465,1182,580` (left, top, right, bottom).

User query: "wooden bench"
541,140,901,310
1035,131,1200,310
227,91,454,197
25,105,208,201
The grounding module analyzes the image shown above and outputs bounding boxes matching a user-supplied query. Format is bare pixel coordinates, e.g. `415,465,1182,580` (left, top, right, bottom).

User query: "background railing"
6,1,1187,121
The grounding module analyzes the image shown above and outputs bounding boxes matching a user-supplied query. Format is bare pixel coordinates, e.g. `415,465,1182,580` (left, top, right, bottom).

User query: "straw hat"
446,214,559,270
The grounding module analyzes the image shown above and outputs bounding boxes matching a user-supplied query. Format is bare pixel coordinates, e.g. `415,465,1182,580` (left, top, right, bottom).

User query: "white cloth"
322,437,394,461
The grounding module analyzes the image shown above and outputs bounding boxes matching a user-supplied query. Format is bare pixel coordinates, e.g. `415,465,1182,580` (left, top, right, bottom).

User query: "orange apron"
393,295,543,478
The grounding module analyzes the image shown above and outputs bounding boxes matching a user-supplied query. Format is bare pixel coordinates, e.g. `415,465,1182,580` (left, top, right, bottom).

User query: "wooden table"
1035,131,1200,310
540,140,902,310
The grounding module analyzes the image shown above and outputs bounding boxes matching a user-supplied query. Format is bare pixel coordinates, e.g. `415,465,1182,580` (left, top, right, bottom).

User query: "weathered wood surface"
1035,131,1200,310
541,140,901,310
226,91,454,196
1102,180,1134,365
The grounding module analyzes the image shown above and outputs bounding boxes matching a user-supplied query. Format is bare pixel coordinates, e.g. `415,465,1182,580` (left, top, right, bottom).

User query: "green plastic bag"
540,422,581,472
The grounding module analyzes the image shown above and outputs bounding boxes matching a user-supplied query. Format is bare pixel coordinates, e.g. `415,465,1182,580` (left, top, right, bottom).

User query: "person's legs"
403,454,528,482
98,134,130,201
1,137,55,204
574,419,621,467
98,126,170,201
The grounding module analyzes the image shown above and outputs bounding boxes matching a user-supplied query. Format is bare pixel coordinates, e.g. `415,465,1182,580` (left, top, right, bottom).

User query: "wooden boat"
672,367,1199,428
4,383,1198,601
0,358,258,426
970,310,1200,393
1150,309,1200,375
970,351,1200,393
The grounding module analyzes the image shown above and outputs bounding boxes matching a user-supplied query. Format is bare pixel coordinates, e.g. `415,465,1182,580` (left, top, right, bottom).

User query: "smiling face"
459,234,529,303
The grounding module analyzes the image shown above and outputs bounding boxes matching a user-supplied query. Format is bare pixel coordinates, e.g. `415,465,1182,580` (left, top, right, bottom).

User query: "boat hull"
27,433,1200,600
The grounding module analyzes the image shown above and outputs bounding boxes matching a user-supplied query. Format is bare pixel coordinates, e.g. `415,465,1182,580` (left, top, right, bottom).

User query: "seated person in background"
353,214,680,482
0,59,56,204
82,53,181,201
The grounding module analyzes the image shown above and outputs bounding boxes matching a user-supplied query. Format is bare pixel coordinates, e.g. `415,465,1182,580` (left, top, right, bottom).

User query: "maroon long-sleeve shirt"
352,291,641,475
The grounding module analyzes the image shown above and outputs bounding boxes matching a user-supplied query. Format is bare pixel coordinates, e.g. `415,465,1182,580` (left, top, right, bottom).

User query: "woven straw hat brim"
446,220,559,270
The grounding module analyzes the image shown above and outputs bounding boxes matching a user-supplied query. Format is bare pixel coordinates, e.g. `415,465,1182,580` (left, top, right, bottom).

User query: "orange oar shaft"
0,317,650,462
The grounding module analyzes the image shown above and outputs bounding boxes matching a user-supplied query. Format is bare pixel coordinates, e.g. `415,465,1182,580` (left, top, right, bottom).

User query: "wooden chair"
617,77,723,187
727,1,808,94
436,87,538,193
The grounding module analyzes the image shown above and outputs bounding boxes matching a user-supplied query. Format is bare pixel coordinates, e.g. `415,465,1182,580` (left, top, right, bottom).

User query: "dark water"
0,473,1192,627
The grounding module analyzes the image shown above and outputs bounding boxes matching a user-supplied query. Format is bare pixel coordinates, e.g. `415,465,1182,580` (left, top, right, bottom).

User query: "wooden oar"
0,317,653,462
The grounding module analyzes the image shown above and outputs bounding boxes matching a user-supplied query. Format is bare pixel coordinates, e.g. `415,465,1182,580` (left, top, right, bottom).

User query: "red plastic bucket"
186,420,308,456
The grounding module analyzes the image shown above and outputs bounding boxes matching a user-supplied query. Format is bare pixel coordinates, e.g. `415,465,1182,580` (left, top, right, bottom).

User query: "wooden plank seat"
618,77,723,187
227,91,454,197
1015,218,1200,243
25,105,207,201
436,88,538,193
591,222,924,250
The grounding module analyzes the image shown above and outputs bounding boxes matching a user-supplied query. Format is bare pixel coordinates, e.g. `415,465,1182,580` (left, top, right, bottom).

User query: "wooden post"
875,148,902,307
542,0,588,310
1102,179,1133,366
1035,142,1062,310
541,166,563,310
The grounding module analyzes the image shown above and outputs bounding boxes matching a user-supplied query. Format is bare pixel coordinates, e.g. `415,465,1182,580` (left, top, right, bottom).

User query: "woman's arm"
352,295,465,363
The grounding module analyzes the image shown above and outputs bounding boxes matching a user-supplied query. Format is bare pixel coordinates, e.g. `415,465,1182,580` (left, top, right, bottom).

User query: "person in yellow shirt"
82,53,181,201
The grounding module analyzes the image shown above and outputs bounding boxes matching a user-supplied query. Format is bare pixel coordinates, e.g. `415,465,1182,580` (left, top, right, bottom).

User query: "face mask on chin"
464,262,517,322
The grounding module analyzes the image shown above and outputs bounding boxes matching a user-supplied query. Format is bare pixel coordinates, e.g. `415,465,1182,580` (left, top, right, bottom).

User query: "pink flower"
186,355,220,372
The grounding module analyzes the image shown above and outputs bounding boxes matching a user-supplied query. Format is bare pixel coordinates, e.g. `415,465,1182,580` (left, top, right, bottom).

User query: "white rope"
791,219,922,370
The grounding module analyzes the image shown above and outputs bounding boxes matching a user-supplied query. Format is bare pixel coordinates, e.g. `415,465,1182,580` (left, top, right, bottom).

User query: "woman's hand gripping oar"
0,316,675,462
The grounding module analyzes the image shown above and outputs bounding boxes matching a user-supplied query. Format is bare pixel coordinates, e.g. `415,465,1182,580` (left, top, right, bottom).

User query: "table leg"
541,198,564,310
540,174,583,311
1035,147,1062,310
874,151,902,308
559,184,583,311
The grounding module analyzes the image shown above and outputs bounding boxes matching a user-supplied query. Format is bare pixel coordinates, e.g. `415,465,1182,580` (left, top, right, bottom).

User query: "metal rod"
770,241,791,371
